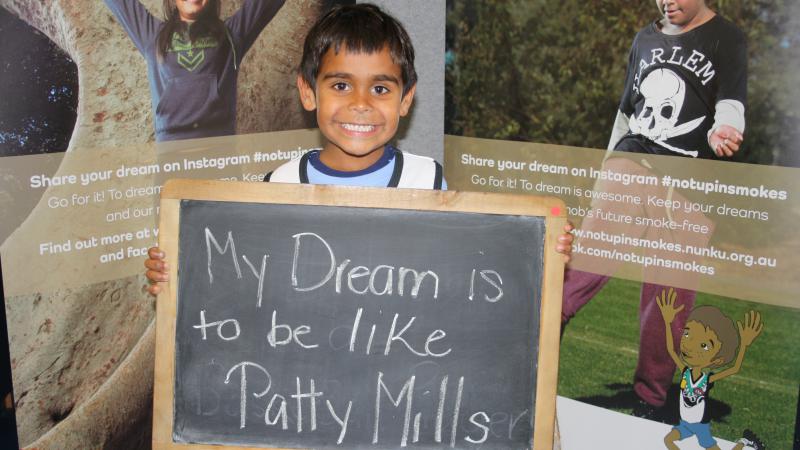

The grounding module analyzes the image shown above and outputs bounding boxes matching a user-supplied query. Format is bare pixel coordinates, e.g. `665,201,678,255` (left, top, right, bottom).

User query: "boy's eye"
683,330,689,337
372,85,390,95
332,82,350,91
700,343,708,350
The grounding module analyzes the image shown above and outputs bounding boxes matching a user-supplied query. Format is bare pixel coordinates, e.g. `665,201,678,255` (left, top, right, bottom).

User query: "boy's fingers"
148,247,165,259
146,269,169,283
147,284,161,296
144,258,168,272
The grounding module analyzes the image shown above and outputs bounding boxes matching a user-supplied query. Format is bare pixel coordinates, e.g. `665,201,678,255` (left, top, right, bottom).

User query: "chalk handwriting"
224,361,271,429
267,310,319,349
291,232,440,300
469,268,505,302
205,228,269,307
348,308,451,358
193,310,240,341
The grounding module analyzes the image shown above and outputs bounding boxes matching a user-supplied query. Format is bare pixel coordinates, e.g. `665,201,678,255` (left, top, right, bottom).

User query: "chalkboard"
153,180,566,450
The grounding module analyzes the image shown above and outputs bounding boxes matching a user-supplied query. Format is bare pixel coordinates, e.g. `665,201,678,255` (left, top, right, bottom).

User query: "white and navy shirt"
614,15,747,159
266,145,446,190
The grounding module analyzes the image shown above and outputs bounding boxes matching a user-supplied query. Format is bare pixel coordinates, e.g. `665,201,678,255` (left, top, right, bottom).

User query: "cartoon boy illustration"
656,288,764,450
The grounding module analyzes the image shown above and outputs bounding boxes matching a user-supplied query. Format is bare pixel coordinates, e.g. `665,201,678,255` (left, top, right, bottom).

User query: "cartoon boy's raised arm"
656,288,686,372
709,311,762,383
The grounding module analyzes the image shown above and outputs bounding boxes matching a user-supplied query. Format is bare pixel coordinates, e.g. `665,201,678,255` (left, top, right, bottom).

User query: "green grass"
558,278,800,449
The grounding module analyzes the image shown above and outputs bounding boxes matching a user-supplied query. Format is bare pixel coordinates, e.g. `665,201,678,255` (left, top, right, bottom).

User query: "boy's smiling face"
680,320,724,369
297,46,416,171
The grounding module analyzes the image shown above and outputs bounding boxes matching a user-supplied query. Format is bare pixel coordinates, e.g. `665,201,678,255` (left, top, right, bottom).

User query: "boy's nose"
349,90,373,112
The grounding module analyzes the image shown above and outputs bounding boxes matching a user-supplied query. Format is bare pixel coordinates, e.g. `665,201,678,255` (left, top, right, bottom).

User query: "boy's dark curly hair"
300,3,417,96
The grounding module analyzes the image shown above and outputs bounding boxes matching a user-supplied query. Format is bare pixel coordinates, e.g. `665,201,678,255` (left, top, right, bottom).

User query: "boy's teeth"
342,123,375,132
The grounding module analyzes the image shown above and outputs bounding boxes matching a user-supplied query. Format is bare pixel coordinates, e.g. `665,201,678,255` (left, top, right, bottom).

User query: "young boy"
145,4,574,293
656,289,763,450
562,0,747,412
266,3,439,188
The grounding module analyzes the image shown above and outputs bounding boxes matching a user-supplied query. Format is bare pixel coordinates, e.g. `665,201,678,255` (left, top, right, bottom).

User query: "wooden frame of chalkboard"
153,179,566,450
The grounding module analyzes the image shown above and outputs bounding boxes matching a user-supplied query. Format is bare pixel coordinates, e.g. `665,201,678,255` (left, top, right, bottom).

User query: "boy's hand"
738,310,763,347
557,222,574,263
708,125,743,158
144,247,169,296
656,288,683,324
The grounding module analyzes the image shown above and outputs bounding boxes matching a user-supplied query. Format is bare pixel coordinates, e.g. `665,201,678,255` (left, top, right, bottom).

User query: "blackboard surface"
173,200,545,449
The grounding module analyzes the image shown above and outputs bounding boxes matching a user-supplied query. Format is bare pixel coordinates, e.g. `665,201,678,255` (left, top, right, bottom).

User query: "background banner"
0,1,444,448
445,1,799,448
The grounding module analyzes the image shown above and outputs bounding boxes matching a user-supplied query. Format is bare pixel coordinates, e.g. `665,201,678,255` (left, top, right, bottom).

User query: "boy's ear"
297,75,317,112
399,83,417,117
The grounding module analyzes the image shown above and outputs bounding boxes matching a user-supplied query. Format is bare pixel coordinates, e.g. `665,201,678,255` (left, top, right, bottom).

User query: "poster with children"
445,1,799,449
0,1,447,448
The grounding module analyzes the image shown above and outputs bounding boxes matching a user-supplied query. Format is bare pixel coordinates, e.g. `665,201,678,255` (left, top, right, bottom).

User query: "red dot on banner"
551,206,561,216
